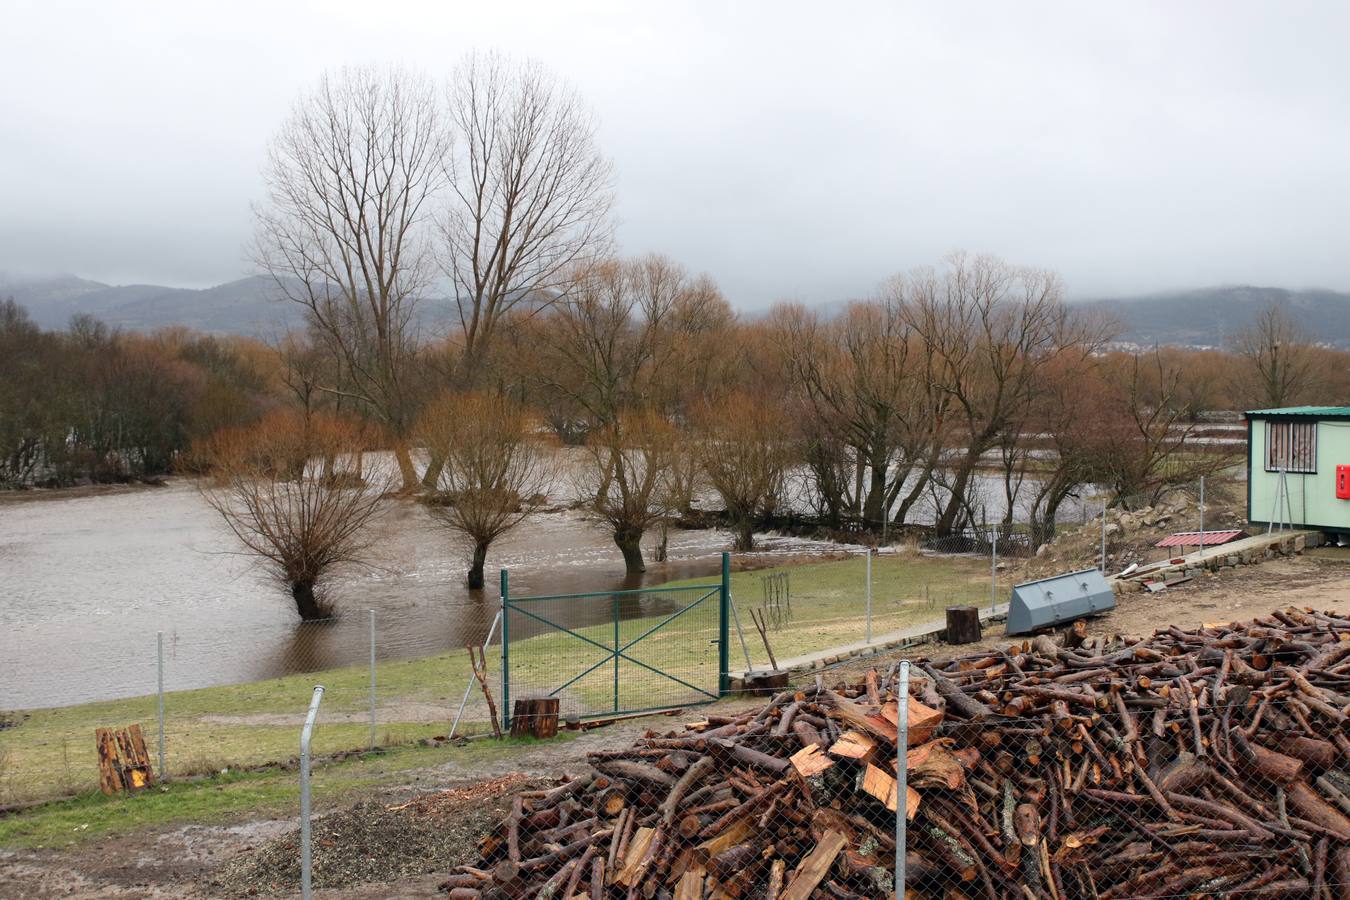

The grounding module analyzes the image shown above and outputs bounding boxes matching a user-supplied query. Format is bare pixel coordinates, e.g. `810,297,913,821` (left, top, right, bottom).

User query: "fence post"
500,569,510,735
990,528,998,613
156,630,165,781
718,552,731,695
300,685,325,900
368,609,376,750
1100,502,1108,572
865,549,873,644
1198,476,1205,556
895,660,910,897
612,592,621,714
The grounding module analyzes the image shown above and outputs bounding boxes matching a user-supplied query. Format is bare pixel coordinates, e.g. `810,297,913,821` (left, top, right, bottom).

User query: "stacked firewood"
445,607,1350,898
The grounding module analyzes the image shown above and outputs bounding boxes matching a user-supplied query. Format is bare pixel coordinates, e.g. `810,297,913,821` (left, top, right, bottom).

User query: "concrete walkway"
731,602,1010,680
1110,529,1319,591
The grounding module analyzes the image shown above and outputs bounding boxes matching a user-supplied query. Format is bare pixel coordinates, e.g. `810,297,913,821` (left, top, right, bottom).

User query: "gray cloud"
2,0,1347,304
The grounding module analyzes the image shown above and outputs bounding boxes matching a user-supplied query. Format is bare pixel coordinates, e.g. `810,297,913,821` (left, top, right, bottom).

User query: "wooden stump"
510,698,560,740
945,605,981,645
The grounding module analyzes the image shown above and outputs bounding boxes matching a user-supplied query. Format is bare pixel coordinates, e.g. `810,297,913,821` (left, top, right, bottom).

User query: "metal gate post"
865,550,873,644
499,569,510,735
156,631,165,781
612,592,621,713
368,609,376,750
718,552,731,696
895,661,910,898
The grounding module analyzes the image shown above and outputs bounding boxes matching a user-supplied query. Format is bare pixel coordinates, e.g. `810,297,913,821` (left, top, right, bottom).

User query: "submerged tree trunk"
615,526,646,574
291,579,329,621
734,516,755,552
393,441,419,493
468,539,490,590
421,451,445,490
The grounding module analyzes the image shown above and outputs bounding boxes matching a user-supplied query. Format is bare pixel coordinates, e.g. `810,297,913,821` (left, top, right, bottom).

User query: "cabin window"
1265,420,1317,474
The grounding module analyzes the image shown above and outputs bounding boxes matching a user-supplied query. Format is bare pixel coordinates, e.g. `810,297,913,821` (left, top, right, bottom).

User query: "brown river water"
0,479,856,708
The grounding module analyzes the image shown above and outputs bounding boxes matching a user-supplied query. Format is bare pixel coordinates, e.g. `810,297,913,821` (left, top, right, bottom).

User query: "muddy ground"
3,555,1348,898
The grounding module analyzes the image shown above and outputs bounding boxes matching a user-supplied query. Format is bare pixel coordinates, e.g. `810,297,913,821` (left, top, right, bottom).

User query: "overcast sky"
2,1,1347,307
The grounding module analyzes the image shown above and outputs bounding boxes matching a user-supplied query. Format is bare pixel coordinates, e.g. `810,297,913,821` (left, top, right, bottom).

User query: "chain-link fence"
0,543,1012,807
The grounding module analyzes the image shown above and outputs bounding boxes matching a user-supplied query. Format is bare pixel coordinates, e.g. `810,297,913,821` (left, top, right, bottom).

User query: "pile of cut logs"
444,607,1350,898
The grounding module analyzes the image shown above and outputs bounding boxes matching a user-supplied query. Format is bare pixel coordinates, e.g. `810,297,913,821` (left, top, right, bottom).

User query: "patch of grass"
0,734,573,850
1,552,986,804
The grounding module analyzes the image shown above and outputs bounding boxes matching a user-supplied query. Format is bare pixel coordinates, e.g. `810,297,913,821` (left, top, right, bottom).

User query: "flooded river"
0,479,854,708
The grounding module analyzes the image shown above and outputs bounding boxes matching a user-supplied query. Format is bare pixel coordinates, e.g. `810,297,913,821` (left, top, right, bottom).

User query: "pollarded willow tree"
253,66,449,493
418,391,553,589
198,410,390,621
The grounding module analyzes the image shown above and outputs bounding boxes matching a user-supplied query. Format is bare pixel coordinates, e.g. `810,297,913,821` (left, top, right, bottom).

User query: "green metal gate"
500,554,730,730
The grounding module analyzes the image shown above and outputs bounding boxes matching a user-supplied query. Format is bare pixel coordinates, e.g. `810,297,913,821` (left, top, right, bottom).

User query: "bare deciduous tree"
697,392,795,552
443,52,614,374
1234,301,1316,409
583,410,677,574
254,66,448,492
198,410,390,621
418,392,552,589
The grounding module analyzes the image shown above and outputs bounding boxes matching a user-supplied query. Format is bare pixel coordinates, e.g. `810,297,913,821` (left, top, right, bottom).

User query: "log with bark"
446,606,1350,898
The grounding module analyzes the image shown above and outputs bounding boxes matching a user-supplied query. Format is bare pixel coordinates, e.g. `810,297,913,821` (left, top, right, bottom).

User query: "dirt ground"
3,555,1348,898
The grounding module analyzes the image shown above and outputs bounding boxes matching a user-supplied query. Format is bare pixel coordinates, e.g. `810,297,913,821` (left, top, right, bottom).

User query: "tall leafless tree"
1234,301,1316,409
442,52,614,375
253,66,449,492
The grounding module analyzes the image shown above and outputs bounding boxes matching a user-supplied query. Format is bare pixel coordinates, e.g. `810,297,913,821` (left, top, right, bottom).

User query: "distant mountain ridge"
0,273,302,336
1076,285,1350,349
4,274,1350,347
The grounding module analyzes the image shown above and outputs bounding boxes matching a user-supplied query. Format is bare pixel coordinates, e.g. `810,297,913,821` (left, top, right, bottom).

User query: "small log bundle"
448,606,1350,898
95,724,155,795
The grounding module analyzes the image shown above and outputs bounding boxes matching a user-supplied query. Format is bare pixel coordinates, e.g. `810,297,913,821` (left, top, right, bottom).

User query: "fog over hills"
4,273,1350,348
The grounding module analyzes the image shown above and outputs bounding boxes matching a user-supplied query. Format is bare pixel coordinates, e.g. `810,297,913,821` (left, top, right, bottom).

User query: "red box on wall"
1338,465,1350,499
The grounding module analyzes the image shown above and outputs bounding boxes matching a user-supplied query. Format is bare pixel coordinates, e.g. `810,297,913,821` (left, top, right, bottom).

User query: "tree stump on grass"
510,698,560,740
945,605,982,645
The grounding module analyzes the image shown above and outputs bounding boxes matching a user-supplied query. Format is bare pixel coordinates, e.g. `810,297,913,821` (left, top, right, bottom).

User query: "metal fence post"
500,569,510,735
1100,502,1108,572
1198,476,1205,556
990,528,998,613
612,592,621,714
718,552,731,695
865,549,873,644
895,661,910,897
300,685,325,900
156,631,165,780
368,609,376,750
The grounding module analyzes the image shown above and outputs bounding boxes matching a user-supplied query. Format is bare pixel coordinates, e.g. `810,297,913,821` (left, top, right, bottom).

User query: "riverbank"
0,549,991,805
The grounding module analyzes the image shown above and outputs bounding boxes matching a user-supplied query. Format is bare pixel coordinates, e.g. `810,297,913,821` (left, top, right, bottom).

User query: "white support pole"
1198,476,1205,556
991,528,998,613
1100,502,1108,572
865,549,873,644
728,592,756,673
449,610,502,740
895,661,911,896
368,609,376,750
300,685,325,900
156,631,165,780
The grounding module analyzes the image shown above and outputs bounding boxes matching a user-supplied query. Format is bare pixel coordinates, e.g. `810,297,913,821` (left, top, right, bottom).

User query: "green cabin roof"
1246,406,1350,418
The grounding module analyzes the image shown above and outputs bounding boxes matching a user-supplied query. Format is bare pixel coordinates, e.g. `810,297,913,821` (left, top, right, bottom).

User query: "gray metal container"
1006,568,1115,635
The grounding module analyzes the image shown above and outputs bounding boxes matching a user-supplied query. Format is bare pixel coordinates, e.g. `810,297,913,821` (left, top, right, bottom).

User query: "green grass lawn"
0,550,990,805
0,734,575,850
